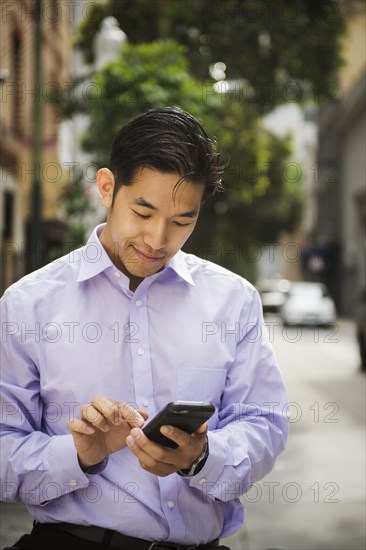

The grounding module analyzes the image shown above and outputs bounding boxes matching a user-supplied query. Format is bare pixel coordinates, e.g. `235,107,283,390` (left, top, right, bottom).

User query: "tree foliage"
75,0,346,112
70,41,221,165
187,100,304,274
60,168,96,247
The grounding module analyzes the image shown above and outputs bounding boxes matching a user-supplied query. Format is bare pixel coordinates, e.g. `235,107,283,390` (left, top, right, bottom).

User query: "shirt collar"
77,224,195,287
165,250,195,286
76,224,115,282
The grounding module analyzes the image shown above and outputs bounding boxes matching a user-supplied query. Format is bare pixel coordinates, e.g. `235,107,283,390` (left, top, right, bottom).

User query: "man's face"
98,167,204,289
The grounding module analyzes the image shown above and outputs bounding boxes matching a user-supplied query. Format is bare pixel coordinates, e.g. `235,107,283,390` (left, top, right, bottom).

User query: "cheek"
173,225,196,248
110,217,141,242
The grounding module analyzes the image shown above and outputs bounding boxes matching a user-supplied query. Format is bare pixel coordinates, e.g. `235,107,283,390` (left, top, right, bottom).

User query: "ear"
97,168,115,208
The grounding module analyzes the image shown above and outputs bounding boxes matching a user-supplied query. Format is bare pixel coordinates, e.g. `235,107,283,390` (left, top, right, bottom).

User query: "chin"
128,265,161,278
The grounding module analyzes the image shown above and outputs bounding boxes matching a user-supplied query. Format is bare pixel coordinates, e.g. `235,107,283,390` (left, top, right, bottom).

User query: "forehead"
120,167,204,206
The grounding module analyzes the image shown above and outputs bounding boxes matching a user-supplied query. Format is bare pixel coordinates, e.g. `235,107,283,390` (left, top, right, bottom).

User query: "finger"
159,425,195,448
89,395,125,426
115,402,146,427
81,402,111,432
159,423,208,448
126,434,175,476
195,421,208,434
126,428,203,476
126,428,176,465
137,407,149,421
67,418,95,435
125,430,161,469
127,442,176,476
85,397,145,429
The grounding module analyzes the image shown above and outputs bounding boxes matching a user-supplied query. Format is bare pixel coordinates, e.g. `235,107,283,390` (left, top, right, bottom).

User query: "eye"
132,210,150,219
173,221,192,227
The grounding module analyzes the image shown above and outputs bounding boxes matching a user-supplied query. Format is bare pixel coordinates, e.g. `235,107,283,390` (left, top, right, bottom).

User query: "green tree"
186,99,303,276
75,0,345,112
73,41,221,166
60,168,96,247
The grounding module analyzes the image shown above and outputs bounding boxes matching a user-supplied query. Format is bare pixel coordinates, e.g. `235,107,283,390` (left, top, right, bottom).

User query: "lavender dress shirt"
0,224,289,544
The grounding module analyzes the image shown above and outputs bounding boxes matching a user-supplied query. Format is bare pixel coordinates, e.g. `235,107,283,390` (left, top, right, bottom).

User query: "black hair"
109,106,224,203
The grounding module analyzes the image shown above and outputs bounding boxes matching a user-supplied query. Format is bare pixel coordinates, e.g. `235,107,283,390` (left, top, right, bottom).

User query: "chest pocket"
177,367,227,429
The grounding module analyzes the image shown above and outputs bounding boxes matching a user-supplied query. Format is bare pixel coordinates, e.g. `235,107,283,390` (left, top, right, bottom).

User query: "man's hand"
125,421,208,477
67,396,148,470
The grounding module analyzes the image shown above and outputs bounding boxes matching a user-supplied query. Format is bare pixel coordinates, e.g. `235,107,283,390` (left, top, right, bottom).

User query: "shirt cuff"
187,431,227,497
39,435,108,505
82,457,109,476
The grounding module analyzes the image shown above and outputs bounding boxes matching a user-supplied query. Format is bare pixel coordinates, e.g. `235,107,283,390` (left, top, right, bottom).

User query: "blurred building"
260,103,318,283
0,0,71,292
58,1,127,238
312,1,366,314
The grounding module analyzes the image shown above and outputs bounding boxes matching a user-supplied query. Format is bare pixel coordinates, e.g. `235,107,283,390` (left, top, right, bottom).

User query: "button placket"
129,290,156,417
158,476,185,540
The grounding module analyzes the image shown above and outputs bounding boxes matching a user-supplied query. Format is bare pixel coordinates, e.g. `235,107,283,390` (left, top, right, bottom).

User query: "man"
1,107,289,550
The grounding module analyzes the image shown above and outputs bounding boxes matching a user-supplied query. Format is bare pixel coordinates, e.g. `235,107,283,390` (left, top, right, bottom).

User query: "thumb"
195,421,208,434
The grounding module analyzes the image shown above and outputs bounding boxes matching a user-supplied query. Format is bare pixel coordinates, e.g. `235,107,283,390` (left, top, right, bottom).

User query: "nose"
143,219,167,252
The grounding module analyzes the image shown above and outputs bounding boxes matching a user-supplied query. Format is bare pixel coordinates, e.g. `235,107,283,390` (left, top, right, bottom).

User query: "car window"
289,284,323,298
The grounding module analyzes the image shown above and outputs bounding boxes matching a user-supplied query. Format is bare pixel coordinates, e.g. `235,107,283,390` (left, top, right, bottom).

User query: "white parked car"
257,278,291,314
280,282,336,326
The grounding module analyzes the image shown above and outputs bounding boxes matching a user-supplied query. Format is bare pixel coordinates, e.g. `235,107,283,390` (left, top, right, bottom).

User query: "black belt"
34,522,219,550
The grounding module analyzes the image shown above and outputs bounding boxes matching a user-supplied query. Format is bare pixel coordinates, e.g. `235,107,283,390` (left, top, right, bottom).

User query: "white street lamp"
94,17,127,70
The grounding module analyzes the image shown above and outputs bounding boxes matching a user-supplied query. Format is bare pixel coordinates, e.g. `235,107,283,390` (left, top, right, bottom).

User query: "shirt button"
135,299,143,307
142,400,149,407
167,500,175,509
137,348,145,356
69,480,78,487
198,478,206,485
114,271,121,278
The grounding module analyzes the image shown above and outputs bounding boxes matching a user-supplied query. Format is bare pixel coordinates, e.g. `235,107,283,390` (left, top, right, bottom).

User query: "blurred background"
0,0,365,548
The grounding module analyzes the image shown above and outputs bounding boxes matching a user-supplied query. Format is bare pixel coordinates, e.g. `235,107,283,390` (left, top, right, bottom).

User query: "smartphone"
142,401,215,448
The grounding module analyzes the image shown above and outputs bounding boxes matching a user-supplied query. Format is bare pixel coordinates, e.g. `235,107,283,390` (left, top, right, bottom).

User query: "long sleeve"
0,289,95,504
187,289,289,501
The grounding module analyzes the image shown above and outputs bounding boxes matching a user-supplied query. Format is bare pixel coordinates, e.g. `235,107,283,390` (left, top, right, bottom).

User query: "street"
224,317,365,550
1,318,365,549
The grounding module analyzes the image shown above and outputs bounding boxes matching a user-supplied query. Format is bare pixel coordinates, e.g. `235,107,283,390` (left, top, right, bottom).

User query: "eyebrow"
131,197,198,218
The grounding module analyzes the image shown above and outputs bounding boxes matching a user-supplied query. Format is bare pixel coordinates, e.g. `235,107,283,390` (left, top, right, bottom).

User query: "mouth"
132,246,165,264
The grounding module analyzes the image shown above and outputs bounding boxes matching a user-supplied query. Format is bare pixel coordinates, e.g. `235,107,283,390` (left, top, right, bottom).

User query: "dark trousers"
4,523,116,550
3,523,230,550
